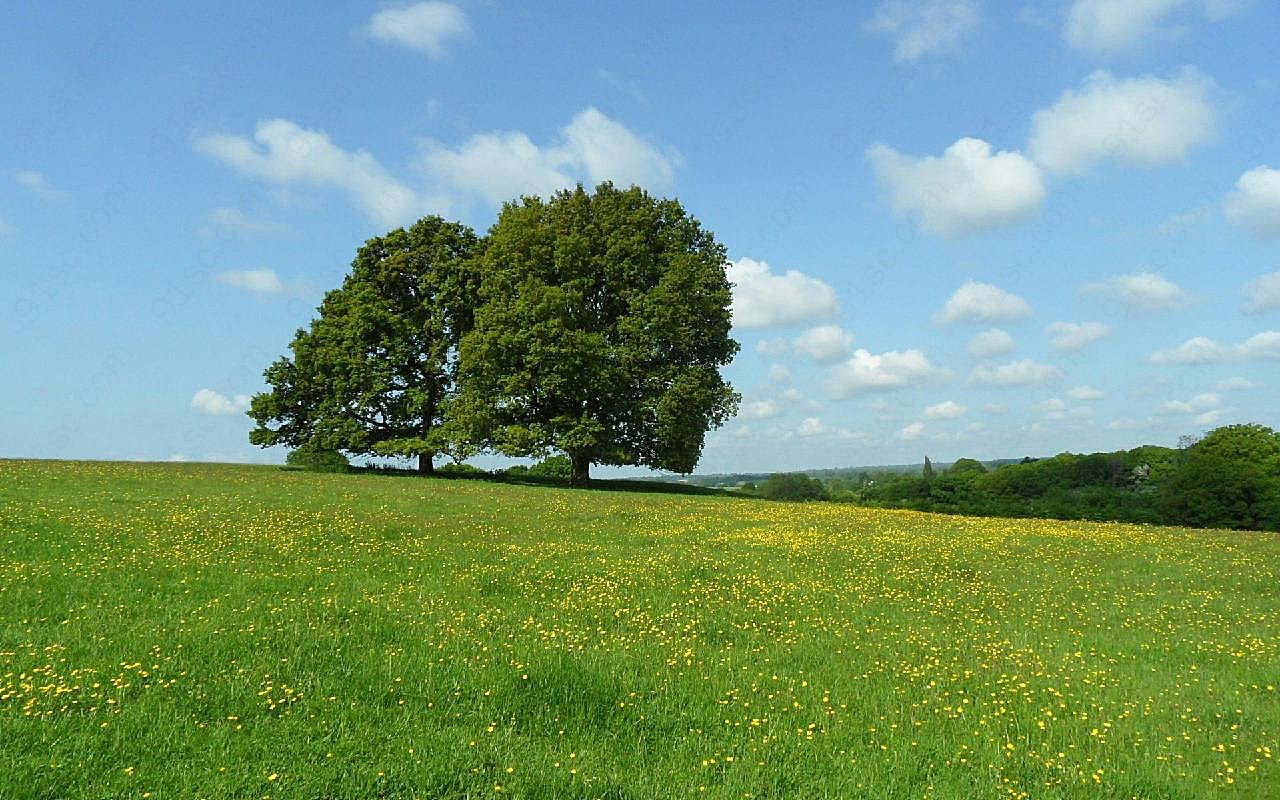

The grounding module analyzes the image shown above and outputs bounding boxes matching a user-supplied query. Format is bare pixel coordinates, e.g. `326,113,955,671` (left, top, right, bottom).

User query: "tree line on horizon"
746,423,1280,532
248,183,740,484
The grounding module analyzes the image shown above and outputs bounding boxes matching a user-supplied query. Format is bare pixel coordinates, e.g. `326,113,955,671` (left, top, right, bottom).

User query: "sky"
2,1,1278,474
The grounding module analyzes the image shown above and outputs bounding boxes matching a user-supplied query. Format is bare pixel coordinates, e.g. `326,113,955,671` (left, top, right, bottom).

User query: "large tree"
248,216,479,473
456,182,739,483
1158,423,1280,530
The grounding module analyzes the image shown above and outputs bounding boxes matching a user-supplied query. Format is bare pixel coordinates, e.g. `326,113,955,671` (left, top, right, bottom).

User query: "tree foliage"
1158,424,1280,530
455,183,739,483
759,472,829,501
248,217,479,473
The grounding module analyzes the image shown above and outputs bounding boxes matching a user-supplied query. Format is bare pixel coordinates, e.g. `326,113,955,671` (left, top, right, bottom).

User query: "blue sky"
2,1,1278,473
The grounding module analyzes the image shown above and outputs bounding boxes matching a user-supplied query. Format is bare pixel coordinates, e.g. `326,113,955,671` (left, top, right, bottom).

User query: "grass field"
2,460,1278,799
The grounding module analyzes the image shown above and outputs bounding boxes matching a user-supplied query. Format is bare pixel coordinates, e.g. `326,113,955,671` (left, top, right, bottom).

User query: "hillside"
3,460,1278,799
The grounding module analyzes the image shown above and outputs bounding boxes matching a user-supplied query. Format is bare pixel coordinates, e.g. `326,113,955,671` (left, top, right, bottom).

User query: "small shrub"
285,445,349,473
528,455,573,479
438,462,487,477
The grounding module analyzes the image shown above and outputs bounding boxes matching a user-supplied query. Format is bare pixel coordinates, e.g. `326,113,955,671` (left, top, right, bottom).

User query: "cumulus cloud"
923,400,967,419
826,348,943,398
867,138,1045,237
417,107,678,207
769,363,793,384
797,417,826,437
14,170,66,200
1064,0,1251,53
792,325,856,363
865,1,980,62
561,107,679,190
898,421,926,440
726,258,840,329
966,328,1017,357
1033,397,1093,421
1159,392,1222,414
1216,376,1255,391
215,269,287,297
1243,269,1280,314
934,280,1033,324
1028,69,1216,175
1224,166,1280,238
1080,271,1195,313
1046,321,1112,352
1149,331,1280,364
366,1,470,58
195,119,419,226
1067,385,1106,400
417,131,574,206
738,399,783,420
191,389,251,416
1149,335,1226,364
969,359,1062,387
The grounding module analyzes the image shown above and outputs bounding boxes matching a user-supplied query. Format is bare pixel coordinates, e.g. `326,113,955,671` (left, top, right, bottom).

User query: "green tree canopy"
1158,424,1280,530
759,472,829,501
456,183,739,483
248,216,480,473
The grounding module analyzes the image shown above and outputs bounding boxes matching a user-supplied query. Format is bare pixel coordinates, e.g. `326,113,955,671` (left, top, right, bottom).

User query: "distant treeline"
743,424,1280,532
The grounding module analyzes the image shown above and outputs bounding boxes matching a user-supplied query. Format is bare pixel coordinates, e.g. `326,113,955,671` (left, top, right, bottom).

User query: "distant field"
2,460,1278,799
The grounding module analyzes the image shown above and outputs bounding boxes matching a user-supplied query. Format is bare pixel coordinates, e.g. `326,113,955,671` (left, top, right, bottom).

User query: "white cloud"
923,400,967,419
215,269,287,297
793,325,856,363
366,1,470,58
191,389,251,416
1080,271,1196,313
898,421,926,440
418,131,573,206
195,119,419,226
1216,376,1255,391
1064,0,1251,53
865,1,981,62
1028,69,1216,175
726,258,840,329
561,107,679,190
969,359,1062,387
14,170,66,200
826,348,943,398
966,328,1017,357
1243,269,1280,314
738,399,782,420
769,363,793,384
1239,331,1280,360
1225,166,1280,238
1067,385,1106,400
797,417,826,437
1159,392,1222,414
1149,335,1226,364
204,207,289,236
1046,320,1112,351
1031,397,1095,421
417,107,678,207
867,138,1045,237
1149,331,1280,364
1033,397,1068,413
934,280,1033,324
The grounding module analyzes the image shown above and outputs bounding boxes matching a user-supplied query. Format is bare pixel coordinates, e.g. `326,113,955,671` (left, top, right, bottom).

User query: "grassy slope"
2,460,1278,799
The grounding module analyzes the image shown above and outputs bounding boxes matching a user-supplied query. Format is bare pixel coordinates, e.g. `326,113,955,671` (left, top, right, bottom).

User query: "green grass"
2,460,1278,799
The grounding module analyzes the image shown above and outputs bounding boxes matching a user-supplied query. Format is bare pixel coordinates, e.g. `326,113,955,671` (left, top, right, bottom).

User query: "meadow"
2,460,1278,799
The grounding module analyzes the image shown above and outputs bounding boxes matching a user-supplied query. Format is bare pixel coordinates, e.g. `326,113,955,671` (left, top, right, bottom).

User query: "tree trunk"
418,452,435,475
570,453,591,486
